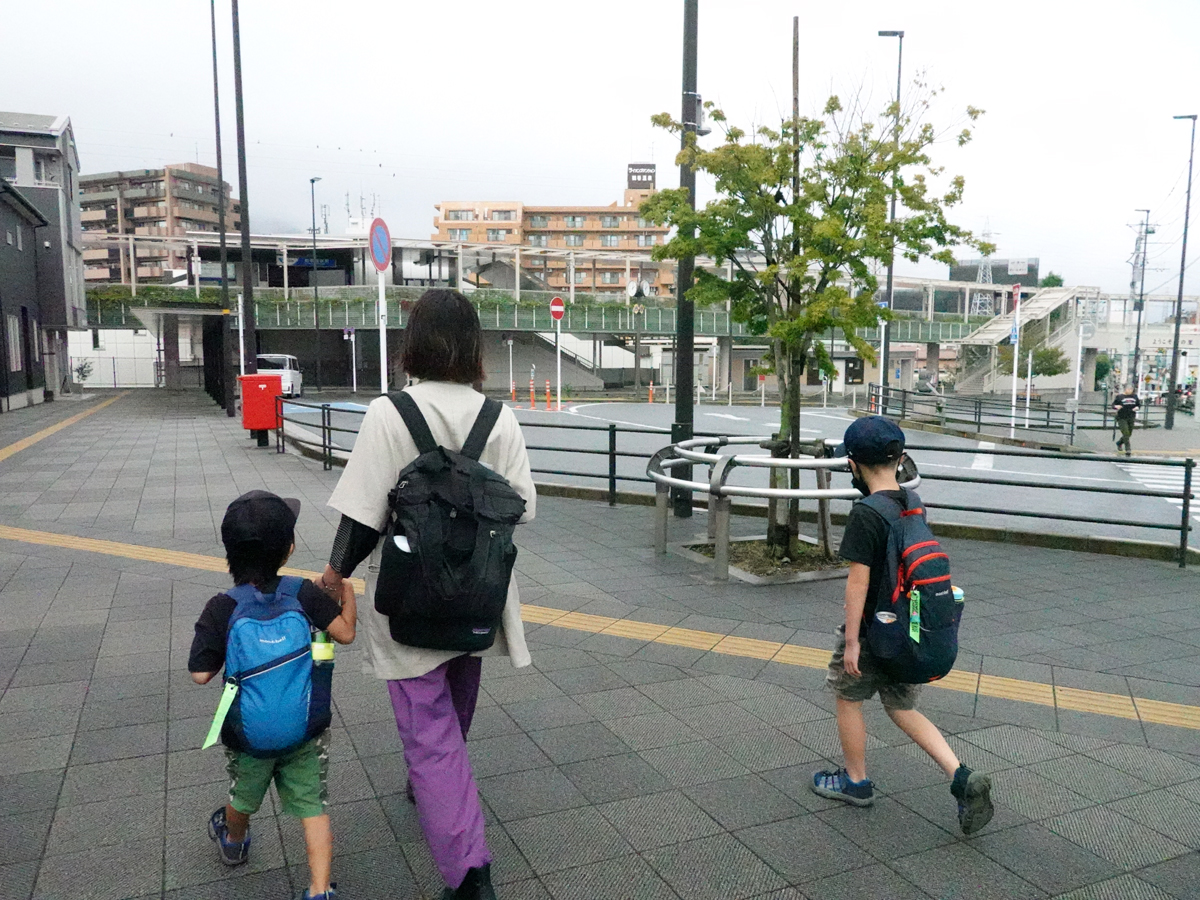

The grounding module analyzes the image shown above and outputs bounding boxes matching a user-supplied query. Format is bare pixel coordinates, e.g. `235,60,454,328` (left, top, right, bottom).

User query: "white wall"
67,324,201,388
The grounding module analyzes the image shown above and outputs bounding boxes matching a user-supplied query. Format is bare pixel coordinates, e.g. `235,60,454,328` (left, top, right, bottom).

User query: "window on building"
528,215,549,228
563,215,586,228
7,316,23,372
447,228,471,241
486,229,511,241
91,328,103,351
574,270,587,284
16,225,23,251
527,234,548,248
446,209,475,221
637,234,656,247
564,234,584,247
600,271,621,284
601,215,620,228
599,234,620,247
30,318,39,361
0,147,15,182
4,231,11,246
490,210,514,221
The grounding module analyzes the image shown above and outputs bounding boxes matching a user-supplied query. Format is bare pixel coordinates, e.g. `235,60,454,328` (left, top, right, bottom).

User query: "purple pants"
387,655,488,890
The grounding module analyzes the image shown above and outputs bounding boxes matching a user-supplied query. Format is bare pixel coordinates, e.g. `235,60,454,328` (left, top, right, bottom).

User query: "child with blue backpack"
811,417,994,835
189,490,357,900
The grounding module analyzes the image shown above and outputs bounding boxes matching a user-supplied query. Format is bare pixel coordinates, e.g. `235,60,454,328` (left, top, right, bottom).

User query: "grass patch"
687,539,849,578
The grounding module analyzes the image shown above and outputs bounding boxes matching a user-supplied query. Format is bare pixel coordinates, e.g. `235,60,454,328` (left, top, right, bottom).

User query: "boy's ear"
282,541,295,565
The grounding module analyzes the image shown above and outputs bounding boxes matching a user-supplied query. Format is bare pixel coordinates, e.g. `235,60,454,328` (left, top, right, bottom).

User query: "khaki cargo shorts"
826,625,921,711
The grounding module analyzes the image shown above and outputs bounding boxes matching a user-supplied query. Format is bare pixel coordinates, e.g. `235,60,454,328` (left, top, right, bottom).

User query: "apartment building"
431,164,673,297
0,111,87,398
78,163,240,283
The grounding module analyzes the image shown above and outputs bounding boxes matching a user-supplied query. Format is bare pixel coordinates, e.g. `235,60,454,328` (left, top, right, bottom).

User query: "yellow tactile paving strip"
0,522,1197,732
0,392,128,464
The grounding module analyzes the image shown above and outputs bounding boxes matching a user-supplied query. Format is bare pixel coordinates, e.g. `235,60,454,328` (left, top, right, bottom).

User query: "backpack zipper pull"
908,590,921,643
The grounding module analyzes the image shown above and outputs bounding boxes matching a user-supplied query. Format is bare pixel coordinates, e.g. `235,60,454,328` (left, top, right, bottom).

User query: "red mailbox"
240,374,283,432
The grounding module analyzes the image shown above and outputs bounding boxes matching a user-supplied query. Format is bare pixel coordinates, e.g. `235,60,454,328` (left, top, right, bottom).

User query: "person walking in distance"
1113,385,1141,456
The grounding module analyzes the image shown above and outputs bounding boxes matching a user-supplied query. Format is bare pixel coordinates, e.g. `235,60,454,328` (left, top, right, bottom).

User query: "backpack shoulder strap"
275,575,305,604
388,391,438,455
461,398,502,461
858,491,904,523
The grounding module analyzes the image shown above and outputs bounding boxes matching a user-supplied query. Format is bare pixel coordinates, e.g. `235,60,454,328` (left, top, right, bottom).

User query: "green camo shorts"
826,625,921,711
225,731,329,819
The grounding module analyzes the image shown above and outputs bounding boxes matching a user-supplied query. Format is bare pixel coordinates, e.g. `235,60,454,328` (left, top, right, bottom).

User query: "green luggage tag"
908,590,921,643
201,680,239,750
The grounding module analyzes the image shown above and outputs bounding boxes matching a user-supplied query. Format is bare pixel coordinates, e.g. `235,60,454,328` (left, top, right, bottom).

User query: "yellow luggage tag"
202,680,239,750
908,590,921,643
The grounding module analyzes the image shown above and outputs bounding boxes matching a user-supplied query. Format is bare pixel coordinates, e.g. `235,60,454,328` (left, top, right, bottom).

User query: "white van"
255,354,303,397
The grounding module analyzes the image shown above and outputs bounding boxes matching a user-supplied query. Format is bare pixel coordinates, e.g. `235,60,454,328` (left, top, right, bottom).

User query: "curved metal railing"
647,436,920,581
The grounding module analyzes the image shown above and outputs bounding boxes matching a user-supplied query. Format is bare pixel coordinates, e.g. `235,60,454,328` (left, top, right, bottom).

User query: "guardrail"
867,384,1169,445
273,395,688,500
648,436,1195,573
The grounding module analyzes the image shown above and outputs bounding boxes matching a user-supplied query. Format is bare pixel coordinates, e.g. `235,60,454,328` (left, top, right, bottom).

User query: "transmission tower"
969,227,996,317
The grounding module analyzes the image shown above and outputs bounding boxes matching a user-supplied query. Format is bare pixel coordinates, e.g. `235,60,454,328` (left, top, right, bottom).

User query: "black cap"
834,416,905,465
221,490,301,549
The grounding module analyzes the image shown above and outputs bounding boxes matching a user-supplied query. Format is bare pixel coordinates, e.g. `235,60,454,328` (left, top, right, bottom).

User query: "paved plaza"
1,390,1199,899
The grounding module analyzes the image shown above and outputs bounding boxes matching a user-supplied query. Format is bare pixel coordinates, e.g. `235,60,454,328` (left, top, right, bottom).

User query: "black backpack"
859,489,962,684
372,393,527,652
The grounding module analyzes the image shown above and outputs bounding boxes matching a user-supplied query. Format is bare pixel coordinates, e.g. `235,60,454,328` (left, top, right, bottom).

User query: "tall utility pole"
671,0,698,518
231,0,256,374
1166,114,1197,430
211,0,235,417
1132,209,1151,389
878,29,904,387
310,176,323,391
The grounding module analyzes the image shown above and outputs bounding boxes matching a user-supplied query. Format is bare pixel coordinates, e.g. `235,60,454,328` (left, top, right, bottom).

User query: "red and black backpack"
859,489,962,684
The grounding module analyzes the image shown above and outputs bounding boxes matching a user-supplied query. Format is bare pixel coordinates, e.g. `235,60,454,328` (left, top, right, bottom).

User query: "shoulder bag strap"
461,398,502,461
388,391,439,455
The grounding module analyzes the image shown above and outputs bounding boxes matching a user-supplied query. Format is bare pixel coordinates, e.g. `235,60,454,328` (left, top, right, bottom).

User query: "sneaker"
440,864,497,900
301,885,337,900
207,807,250,866
811,767,874,807
951,765,994,835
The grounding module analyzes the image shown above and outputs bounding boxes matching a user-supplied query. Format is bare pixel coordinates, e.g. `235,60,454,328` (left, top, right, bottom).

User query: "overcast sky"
6,1,1199,295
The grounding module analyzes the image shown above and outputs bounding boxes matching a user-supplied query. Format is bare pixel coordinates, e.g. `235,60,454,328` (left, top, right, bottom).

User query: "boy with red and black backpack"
811,417,994,835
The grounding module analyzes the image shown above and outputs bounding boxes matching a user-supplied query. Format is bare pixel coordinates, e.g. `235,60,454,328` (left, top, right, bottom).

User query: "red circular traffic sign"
550,297,565,321
368,218,391,272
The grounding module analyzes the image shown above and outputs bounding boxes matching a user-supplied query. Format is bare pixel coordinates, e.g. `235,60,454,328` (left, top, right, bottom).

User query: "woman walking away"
315,289,536,900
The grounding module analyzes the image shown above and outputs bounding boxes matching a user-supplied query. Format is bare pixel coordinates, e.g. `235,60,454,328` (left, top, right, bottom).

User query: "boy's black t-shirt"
838,489,906,622
188,576,342,674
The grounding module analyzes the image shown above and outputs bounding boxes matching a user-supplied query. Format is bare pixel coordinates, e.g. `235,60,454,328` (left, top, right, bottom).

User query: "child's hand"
843,638,862,678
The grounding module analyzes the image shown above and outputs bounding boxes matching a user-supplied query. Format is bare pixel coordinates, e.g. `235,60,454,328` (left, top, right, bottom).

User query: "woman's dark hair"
401,289,484,384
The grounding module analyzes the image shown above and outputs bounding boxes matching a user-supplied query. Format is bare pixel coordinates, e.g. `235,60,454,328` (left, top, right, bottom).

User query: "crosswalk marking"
1116,463,1199,521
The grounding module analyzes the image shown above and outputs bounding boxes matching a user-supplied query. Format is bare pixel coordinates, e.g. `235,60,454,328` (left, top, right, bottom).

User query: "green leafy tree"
642,88,986,556
1039,271,1064,288
997,344,1071,377
1094,352,1113,389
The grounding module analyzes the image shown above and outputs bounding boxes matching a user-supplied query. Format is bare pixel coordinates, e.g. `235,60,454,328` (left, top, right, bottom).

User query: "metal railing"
273,395,688,500
867,384,1168,445
648,435,1195,572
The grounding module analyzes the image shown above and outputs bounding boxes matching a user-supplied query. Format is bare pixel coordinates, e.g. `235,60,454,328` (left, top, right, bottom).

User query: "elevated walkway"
958,286,1100,347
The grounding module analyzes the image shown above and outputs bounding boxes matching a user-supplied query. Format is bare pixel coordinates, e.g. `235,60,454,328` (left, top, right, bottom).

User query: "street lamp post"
1165,114,1197,430
210,0,235,417
1133,208,1150,390
310,176,322,392
230,0,256,374
878,29,904,389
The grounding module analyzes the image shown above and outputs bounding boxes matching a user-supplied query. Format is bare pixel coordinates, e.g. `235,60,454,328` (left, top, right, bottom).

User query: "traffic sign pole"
1009,283,1021,438
550,296,565,412
368,218,391,395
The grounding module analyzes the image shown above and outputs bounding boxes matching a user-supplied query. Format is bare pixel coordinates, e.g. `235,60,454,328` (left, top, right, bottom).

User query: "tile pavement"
0,390,1198,898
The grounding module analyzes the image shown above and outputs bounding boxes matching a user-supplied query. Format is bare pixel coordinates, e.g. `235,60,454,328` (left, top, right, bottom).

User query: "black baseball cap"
221,490,301,549
834,416,905,465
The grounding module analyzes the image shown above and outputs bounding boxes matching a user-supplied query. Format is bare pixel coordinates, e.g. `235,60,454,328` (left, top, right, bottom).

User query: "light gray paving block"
643,833,789,900
1083,743,1200,787
1046,874,1180,900
958,724,1076,765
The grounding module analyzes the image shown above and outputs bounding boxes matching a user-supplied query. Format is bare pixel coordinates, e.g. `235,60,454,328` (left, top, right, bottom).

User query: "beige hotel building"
431,164,674,298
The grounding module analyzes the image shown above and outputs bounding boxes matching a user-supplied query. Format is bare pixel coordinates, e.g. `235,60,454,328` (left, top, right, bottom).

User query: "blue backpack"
859,489,963,685
222,576,332,758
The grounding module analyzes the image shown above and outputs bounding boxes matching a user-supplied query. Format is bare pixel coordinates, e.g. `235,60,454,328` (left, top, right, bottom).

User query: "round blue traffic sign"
369,218,391,272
